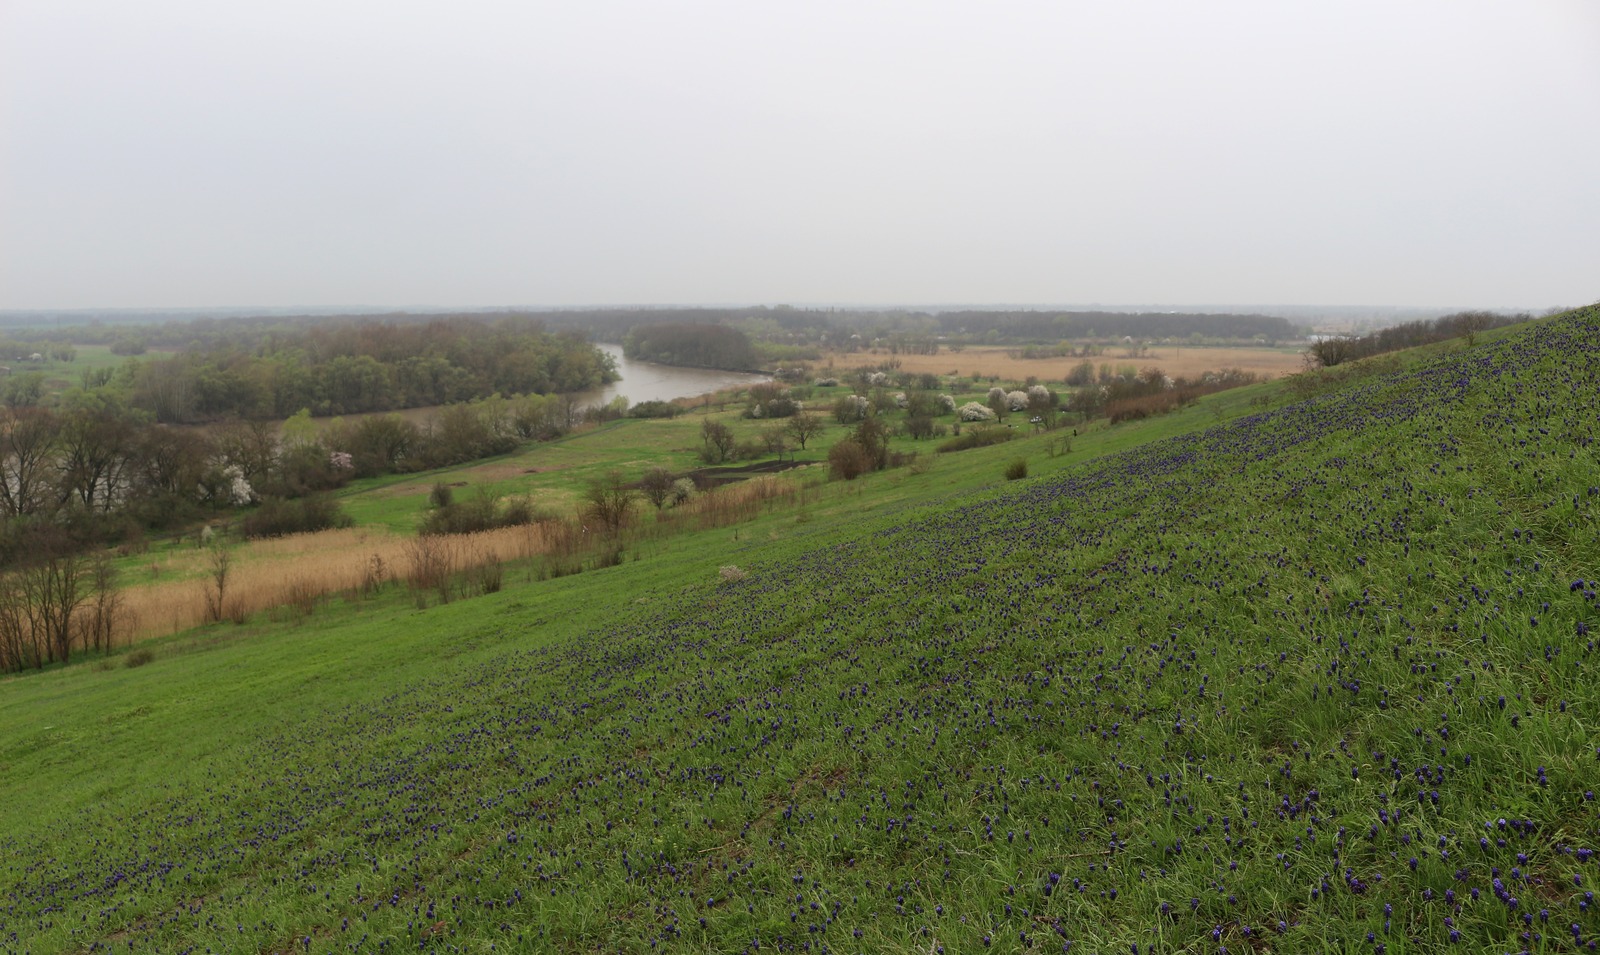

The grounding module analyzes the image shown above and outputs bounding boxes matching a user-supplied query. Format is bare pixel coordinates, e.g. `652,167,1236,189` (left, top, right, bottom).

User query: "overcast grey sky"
2,1,1597,310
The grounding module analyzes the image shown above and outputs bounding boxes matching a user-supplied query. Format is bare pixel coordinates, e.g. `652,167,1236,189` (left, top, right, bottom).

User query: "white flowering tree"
224,466,256,506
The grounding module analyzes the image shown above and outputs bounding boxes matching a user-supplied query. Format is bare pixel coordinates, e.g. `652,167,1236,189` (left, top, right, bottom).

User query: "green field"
2,310,1597,953
321,372,1248,537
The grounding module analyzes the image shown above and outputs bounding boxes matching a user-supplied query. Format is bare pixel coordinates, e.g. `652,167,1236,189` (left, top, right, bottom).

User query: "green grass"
325,372,1231,538
3,312,1598,953
7,344,143,398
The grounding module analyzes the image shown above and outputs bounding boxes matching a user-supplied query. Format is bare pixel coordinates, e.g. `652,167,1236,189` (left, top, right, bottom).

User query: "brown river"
570,343,770,407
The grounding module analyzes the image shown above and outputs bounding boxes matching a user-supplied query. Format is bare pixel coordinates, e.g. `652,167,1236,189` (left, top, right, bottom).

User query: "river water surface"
302,343,766,432
571,343,769,407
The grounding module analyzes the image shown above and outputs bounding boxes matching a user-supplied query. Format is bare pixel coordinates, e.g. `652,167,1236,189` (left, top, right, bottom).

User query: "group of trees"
697,410,826,466
622,323,759,371
742,382,800,419
929,310,1298,343
71,317,617,423
1306,310,1527,368
1058,366,1260,422
532,306,1306,364
0,339,74,363
801,357,1274,442
0,388,596,562
0,403,214,554
0,528,120,673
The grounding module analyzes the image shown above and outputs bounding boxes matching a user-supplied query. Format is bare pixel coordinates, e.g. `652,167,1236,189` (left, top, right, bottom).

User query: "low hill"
1,308,1596,952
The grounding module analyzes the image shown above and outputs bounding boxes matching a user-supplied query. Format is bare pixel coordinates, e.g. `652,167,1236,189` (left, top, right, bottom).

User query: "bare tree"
700,420,736,464
760,426,790,461
0,573,35,672
1456,311,1491,347
79,555,125,654
56,407,136,513
0,407,59,517
213,419,280,489
639,466,675,510
16,536,88,665
784,411,824,451
203,543,232,623
1306,337,1355,368
581,470,636,535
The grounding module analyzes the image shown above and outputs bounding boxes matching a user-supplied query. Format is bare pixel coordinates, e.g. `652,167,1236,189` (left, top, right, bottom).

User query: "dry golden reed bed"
114,473,813,646
117,524,550,642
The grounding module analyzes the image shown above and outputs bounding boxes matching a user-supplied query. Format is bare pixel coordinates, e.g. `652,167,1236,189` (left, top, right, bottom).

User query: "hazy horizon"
4,1,1597,311
0,301,1536,322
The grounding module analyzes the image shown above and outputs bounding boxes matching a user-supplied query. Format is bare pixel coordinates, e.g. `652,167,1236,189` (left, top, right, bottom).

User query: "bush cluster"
937,428,1015,454
238,496,353,540
420,493,539,536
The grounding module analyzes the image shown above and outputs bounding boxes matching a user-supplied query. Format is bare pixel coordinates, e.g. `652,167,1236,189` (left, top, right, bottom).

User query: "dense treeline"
92,318,616,423
541,306,1304,351
0,390,589,567
0,528,120,673
621,323,759,371
20,311,584,351
536,306,1302,345
930,309,1297,342
1305,310,1528,367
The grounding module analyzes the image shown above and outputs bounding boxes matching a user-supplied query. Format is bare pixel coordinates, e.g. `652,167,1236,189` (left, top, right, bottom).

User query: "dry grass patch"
824,344,1305,382
666,474,816,531
115,524,569,644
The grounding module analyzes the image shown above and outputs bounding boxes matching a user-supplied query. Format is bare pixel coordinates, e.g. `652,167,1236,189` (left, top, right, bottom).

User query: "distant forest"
622,323,759,371
534,306,1302,361
11,306,1308,373
0,313,622,567
535,306,1300,339
55,315,617,422
9,306,1303,346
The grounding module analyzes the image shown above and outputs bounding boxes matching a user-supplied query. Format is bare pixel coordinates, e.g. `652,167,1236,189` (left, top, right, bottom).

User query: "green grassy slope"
2,309,1598,953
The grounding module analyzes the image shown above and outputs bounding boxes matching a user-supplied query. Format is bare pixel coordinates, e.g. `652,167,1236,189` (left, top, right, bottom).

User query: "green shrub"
1004,458,1028,481
936,427,1015,454
239,496,353,539
419,492,541,536
628,400,680,419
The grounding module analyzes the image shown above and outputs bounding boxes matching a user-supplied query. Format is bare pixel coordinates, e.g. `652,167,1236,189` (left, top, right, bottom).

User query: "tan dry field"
116,524,554,643
111,472,812,648
824,344,1308,382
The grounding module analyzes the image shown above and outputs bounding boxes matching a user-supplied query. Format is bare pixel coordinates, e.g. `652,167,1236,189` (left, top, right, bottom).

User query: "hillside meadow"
91,361,1268,645
1,309,1597,953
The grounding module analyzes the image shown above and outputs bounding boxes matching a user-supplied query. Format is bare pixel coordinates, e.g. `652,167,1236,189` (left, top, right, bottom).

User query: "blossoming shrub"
957,401,997,422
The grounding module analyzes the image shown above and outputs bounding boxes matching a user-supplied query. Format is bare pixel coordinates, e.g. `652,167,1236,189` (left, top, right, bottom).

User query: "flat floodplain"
825,343,1308,382
1,310,1597,953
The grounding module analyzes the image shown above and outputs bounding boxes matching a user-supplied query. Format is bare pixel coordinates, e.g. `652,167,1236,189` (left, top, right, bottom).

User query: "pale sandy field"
822,344,1308,382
